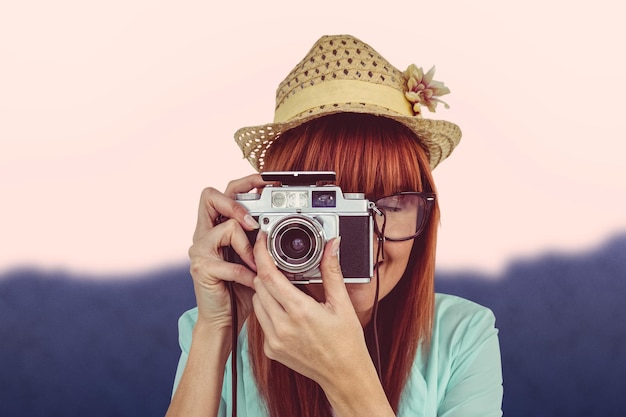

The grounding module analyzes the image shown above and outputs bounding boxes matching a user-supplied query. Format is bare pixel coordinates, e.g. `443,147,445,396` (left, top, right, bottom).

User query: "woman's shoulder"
432,293,498,353
176,307,198,350
434,292,495,319
178,306,199,327
400,294,503,415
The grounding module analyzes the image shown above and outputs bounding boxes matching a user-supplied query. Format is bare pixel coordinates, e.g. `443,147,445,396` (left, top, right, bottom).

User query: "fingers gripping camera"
225,172,374,284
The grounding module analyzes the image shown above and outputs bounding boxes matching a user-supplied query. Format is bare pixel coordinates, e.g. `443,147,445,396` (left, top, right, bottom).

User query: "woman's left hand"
251,233,371,390
252,233,396,416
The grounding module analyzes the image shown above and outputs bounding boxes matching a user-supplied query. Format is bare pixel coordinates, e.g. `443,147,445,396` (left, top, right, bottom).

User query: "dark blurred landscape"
1,232,625,417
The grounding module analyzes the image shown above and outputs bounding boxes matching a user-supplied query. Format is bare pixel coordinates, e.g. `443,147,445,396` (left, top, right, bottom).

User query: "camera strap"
227,282,238,417
371,232,385,380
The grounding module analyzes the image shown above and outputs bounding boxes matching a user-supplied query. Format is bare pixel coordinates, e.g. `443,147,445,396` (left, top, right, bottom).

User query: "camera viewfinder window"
312,191,336,208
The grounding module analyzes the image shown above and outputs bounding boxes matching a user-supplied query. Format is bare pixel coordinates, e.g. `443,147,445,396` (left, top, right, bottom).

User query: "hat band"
273,80,414,123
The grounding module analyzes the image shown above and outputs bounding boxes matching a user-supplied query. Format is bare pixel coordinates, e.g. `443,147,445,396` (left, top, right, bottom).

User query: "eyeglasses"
374,192,436,241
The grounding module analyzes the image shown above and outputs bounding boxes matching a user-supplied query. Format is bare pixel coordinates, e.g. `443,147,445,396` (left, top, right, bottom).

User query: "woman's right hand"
187,173,270,334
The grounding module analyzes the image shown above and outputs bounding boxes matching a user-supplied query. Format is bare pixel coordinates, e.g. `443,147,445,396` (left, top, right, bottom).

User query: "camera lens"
280,229,310,259
269,215,324,274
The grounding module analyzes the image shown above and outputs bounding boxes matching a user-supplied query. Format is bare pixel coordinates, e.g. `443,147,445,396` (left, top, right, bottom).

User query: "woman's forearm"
166,322,231,417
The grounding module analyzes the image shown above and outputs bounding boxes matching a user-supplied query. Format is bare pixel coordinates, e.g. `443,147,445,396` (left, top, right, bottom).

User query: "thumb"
320,237,349,303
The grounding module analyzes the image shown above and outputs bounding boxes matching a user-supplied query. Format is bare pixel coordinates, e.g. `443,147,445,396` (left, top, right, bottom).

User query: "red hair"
248,113,439,416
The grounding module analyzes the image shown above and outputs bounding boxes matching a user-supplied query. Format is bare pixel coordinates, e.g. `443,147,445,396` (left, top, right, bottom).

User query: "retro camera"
224,171,374,284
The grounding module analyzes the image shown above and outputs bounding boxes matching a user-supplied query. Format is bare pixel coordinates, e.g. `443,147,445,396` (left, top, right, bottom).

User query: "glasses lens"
375,194,431,241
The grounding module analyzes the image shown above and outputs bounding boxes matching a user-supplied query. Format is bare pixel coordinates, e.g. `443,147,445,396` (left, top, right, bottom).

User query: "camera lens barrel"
268,215,325,274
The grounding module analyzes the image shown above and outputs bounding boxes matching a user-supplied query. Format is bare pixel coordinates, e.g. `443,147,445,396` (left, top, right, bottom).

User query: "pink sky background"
1,0,625,277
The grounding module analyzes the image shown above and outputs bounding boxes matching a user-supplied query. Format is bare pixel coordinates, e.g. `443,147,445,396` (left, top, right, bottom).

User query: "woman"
166,34,503,417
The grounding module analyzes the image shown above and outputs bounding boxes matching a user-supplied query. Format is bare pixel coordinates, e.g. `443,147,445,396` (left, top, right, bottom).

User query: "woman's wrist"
191,318,234,363
321,360,395,417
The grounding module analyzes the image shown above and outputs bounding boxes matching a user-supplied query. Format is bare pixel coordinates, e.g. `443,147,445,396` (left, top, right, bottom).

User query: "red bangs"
262,114,432,200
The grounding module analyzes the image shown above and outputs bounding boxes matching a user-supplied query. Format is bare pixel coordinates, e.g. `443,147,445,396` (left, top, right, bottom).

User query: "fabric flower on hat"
404,64,451,115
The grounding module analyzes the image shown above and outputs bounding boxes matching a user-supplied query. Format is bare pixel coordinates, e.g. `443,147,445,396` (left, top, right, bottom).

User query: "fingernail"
331,236,341,257
244,214,260,229
256,230,265,242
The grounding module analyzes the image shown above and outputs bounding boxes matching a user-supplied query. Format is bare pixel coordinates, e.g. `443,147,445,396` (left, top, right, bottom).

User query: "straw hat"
234,34,461,171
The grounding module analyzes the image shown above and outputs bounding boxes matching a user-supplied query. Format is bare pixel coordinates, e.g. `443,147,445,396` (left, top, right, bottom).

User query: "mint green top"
172,293,503,416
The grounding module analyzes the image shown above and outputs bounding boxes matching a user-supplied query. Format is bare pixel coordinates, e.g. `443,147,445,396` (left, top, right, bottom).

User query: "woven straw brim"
234,104,461,171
